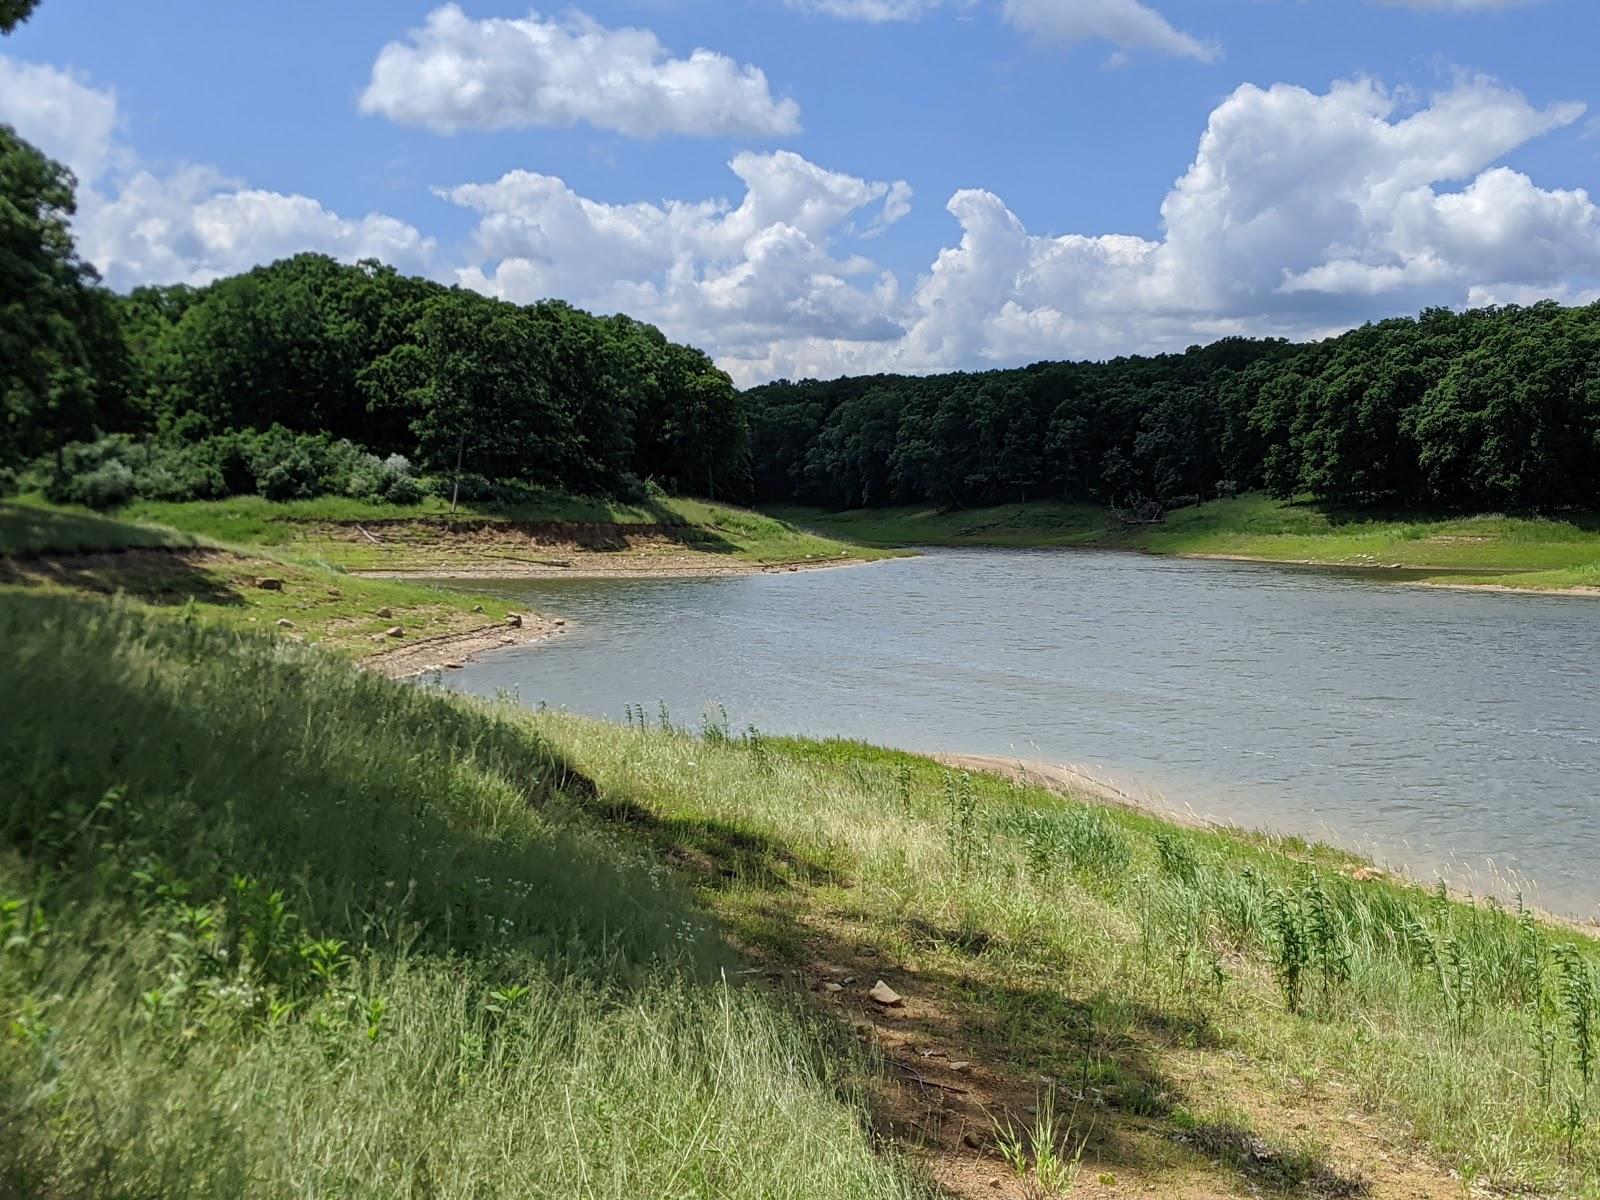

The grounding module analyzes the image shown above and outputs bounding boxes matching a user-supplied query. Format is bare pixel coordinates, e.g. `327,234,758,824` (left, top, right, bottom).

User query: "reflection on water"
437,549,1600,918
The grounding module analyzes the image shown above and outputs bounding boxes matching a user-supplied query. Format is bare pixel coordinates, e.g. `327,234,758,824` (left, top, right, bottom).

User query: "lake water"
437,549,1600,919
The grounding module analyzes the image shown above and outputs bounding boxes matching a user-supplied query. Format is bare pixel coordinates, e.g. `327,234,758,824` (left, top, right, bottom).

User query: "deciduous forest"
7,109,1600,519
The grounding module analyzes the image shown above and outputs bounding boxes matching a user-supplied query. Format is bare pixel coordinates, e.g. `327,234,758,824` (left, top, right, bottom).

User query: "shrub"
348,452,423,505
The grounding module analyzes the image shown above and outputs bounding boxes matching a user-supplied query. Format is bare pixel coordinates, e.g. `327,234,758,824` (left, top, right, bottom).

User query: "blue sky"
3,0,1598,382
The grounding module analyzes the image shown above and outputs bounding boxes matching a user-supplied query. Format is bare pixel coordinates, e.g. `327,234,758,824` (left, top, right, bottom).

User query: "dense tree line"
746,304,1600,513
2,124,748,508
7,57,1599,517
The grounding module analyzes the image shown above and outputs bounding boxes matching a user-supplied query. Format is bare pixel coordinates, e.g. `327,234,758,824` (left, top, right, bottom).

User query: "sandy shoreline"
1182,551,1600,595
934,752,1216,831
352,554,878,582
362,613,568,678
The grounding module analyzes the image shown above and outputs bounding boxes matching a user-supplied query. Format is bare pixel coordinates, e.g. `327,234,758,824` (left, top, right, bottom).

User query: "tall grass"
0,594,930,1199
528,725,1600,1194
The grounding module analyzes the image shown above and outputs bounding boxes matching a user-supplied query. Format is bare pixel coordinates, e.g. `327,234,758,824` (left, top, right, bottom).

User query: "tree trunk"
449,428,466,514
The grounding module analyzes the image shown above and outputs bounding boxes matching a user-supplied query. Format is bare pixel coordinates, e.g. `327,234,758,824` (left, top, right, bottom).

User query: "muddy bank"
356,556,872,581
362,613,568,679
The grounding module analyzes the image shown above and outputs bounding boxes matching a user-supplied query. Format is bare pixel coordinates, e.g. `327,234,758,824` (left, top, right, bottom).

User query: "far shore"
350,553,880,582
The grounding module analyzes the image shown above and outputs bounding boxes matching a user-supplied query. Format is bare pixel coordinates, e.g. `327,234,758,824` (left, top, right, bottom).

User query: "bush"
68,460,137,508
34,436,143,509
26,430,381,507
348,452,423,505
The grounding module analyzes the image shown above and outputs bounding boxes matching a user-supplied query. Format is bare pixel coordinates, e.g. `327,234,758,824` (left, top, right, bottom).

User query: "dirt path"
739,909,1470,1200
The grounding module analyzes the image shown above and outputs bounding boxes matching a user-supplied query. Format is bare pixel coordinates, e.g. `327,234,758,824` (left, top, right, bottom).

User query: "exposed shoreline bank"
768,495,1600,596
351,553,878,582
362,613,569,678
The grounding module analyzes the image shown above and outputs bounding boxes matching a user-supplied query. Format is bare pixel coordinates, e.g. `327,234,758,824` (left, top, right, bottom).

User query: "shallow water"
437,549,1600,918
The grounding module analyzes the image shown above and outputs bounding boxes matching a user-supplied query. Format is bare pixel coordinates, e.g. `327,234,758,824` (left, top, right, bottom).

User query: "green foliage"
748,303,1600,514
0,125,129,476
0,594,929,1198
0,0,39,33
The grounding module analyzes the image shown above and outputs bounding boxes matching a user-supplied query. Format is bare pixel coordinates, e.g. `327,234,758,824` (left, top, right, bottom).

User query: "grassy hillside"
5,590,1599,1195
0,594,928,1199
121,493,904,573
0,500,526,660
770,494,1600,591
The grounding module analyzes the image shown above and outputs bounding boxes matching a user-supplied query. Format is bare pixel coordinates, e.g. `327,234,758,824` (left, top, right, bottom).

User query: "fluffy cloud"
361,5,800,138
1000,0,1216,61
1378,1,1543,10
447,151,909,359
0,57,434,287
878,76,1596,373
785,0,944,19
784,0,1213,60
0,56,119,181
445,74,1596,383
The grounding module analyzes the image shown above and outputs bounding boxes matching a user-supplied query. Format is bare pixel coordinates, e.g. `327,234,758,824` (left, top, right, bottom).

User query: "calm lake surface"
439,549,1600,918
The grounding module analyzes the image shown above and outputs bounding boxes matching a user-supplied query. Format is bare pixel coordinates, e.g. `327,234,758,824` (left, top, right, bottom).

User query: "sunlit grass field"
0,499,519,658
5,591,1600,1195
0,594,930,1199
120,493,903,572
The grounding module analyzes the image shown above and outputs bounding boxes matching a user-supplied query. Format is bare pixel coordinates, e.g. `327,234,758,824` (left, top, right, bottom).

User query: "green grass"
121,493,903,571
0,594,931,1199
8,595,1600,1193
0,496,202,556
772,493,1600,590
0,501,524,659
536,718,1600,1195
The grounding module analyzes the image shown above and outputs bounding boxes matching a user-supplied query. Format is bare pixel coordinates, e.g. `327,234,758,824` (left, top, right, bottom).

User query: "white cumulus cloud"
1000,0,1217,61
600,75,1592,383
1378,1,1544,10
447,150,910,362
361,4,800,138
784,0,1214,60
0,56,435,287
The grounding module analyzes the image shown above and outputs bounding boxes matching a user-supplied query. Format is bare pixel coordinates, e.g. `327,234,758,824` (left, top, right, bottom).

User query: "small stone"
553,618,566,626
506,613,524,629
385,626,405,639
822,982,843,994
257,577,283,591
445,661,464,669
962,1131,983,1149
375,607,394,619
841,975,856,985
326,588,341,598
275,618,295,629
868,980,904,1007
949,1061,972,1073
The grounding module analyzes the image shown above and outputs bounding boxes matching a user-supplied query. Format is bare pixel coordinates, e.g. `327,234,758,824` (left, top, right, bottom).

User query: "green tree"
0,0,39,34
0,125,123,474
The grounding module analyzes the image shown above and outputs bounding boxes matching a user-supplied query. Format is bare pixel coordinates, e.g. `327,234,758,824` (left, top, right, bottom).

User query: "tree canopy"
4,95,1598,517
745,307,1600,513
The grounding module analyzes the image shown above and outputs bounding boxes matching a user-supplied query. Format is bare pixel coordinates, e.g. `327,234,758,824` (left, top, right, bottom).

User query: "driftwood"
1108,498,1166,527
355,525,385,545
